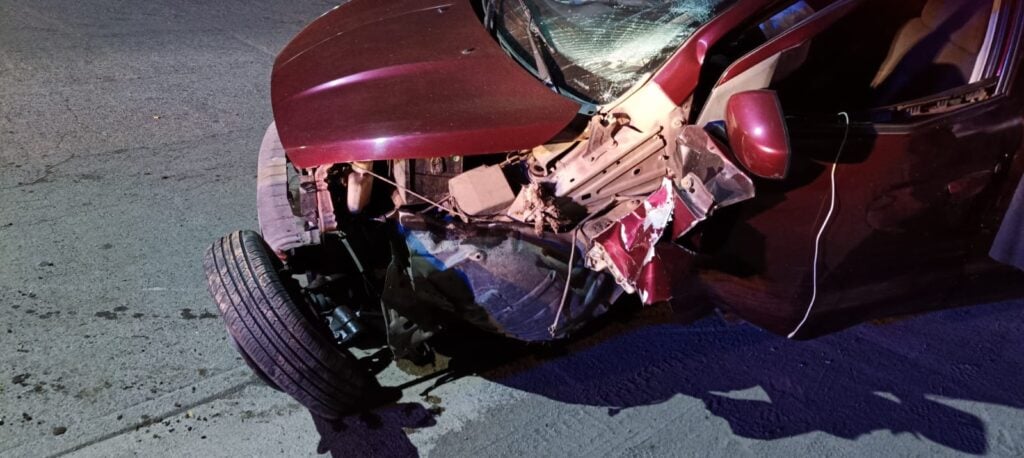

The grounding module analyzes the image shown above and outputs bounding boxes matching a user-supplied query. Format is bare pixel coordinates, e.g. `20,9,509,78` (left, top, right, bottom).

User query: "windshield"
491,0,738,104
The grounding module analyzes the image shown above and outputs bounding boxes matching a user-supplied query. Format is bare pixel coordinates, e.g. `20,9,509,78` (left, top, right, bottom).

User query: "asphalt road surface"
2,1,1023,456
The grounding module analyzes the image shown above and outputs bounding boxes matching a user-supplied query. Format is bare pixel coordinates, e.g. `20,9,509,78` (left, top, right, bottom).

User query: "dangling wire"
788,112,850,339
549,226,579,337
548,203,614,337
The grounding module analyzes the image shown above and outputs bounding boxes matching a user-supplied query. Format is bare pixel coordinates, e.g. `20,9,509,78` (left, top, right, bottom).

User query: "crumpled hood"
271,0,580,169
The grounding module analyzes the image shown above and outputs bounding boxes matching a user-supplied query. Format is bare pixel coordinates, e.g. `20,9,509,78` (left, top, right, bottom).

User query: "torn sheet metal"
672,172,714,239
396,213,620,341
582,178,691,303
634,242,698,305
676,125,756,209
580,126,755,304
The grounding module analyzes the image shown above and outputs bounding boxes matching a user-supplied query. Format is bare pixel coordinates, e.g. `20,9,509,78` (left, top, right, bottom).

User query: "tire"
203,230,380,419
227,330,281,392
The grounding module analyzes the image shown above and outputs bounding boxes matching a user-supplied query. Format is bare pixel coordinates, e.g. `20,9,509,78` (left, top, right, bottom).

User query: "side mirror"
725,90,791,180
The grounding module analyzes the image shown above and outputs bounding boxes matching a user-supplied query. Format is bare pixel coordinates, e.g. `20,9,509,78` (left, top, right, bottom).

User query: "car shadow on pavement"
311,403,436,458
307,299,1021,456
478,299,1024,455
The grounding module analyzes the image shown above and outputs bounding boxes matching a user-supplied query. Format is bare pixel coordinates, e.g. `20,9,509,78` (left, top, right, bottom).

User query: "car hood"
271,0,580,169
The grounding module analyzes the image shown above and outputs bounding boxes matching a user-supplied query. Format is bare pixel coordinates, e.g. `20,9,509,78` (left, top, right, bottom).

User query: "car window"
756,0,1019,122
872,1,995,100
867,0,1024,122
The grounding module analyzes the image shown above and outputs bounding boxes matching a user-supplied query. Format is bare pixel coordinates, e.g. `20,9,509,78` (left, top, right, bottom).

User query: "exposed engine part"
306,291,363,345
449,165,516,216
350,162,468,221
327,305,363,344
383,307,435,364
267,104,755,335
409,156,465,205
507,182,576,234
346,160,374,214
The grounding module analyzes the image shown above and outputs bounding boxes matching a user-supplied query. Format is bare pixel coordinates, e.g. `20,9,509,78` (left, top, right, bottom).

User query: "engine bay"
277,101,757,342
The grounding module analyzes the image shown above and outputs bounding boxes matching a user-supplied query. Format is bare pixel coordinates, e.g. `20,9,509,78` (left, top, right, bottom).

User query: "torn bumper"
256,123,336,257
256,122,317,255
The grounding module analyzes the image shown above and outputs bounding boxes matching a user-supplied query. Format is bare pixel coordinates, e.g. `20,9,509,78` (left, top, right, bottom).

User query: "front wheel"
203,230,382,418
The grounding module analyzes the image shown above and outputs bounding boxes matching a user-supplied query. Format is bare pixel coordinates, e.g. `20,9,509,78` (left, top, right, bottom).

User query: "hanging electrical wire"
788,111,850,339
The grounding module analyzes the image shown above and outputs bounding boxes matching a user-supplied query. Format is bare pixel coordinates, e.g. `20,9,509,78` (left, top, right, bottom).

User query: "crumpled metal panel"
583,178,688,303
634,242,698,306
581,126,756,304
676,125,756,208
396,213,620,341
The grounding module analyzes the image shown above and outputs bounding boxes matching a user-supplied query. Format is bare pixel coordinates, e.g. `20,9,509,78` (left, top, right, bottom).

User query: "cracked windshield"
492,0,738,104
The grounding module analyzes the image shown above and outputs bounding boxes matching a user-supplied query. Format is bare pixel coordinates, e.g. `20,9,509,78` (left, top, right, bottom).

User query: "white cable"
548,203,614,337
788,112,850,339
549,227,579,336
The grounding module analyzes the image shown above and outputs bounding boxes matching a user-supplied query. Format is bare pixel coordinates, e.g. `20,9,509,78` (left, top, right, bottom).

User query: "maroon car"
203,0,1024,418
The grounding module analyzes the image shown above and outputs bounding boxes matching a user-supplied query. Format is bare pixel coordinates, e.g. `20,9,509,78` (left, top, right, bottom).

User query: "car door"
699,0,1024,336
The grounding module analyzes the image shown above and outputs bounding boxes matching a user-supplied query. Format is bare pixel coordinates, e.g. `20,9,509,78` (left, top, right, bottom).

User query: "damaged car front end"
205,0,1024,418
266,0,759,340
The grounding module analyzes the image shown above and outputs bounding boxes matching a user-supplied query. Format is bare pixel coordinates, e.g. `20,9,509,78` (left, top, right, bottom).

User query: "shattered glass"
494,0,737,103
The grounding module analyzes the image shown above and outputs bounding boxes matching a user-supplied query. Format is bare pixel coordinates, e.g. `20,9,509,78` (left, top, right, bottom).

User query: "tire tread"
203,230,376,418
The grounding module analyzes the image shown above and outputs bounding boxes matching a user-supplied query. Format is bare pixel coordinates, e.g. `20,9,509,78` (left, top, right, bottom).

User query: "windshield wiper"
485,0,568,96
483,0,498,30
514,0,555,88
